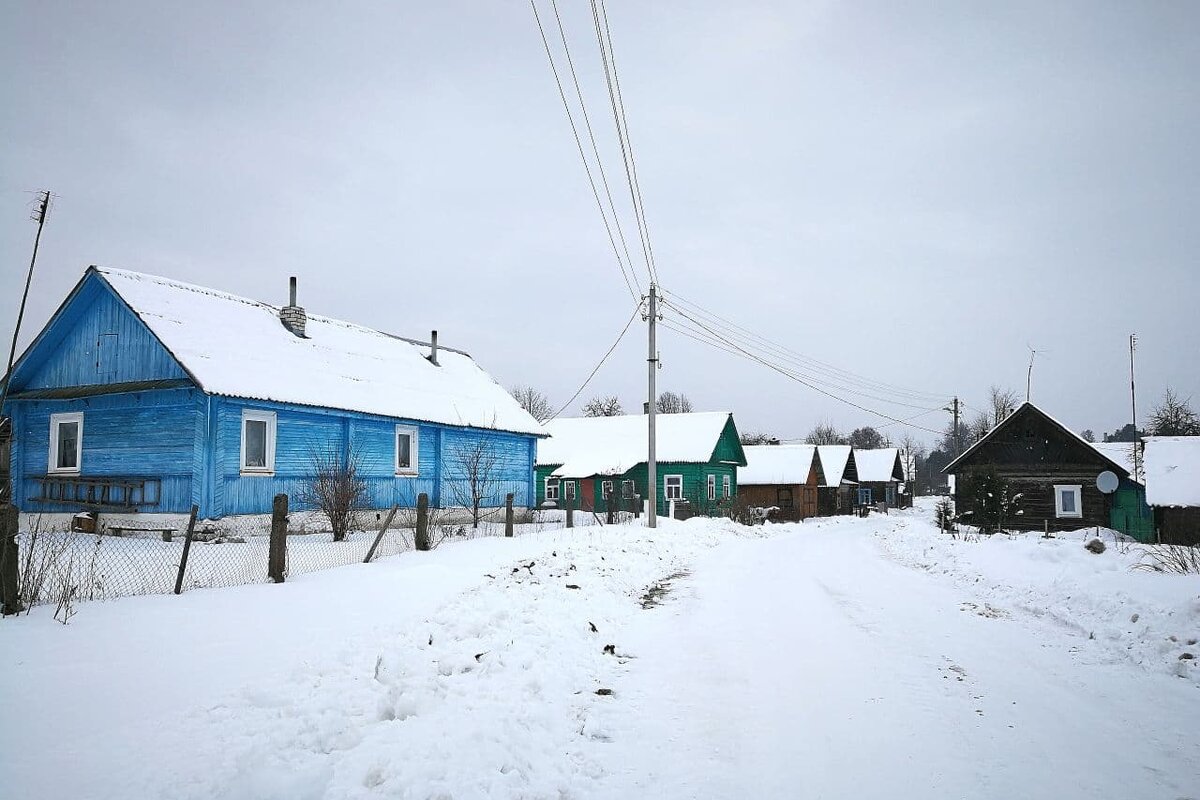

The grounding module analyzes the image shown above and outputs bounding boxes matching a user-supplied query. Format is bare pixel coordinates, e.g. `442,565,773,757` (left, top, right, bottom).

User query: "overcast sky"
2,1,1196,446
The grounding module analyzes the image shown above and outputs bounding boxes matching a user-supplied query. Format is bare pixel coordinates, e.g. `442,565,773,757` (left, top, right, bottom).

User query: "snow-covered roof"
854,448,902,483
95,268,544,436
817,445,854,487
1142,436,1200,507
740,445,819,485
1091,442,1139,480
538,412,735,478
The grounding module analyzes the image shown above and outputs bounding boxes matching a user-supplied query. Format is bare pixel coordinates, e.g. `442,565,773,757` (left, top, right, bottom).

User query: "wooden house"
816,445,858,515
0,267,544,527
852,448,904,508
738,444,825,520
943,402,1153,538
1142,436,1200,545
535,412,746,517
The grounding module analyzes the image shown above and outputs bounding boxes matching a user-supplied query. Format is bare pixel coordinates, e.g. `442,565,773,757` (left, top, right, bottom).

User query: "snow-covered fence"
1,494,626,619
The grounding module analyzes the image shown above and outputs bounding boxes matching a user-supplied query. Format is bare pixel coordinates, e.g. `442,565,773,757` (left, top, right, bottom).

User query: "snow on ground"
2,503,1198,799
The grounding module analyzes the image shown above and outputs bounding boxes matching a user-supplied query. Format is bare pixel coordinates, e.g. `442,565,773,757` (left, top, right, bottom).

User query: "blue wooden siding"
9,388,201,513
211,398,536,517
14,275,188,390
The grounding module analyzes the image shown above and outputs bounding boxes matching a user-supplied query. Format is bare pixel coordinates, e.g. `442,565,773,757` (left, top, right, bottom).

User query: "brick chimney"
280,276,306,338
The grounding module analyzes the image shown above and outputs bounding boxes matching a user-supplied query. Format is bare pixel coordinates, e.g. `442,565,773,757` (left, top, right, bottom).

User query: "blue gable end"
9,269,190,393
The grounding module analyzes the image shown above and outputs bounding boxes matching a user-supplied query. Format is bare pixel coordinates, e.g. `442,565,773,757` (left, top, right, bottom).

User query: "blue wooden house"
0,267,545,522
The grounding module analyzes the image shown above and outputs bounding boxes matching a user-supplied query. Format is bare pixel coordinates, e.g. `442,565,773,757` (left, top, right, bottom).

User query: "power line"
547,299,644,421
529,0,640,301
590,0,659,285
660,301,945,435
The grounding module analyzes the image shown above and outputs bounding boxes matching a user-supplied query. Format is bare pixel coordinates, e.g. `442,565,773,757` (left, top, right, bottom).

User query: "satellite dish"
1096,471,1119,494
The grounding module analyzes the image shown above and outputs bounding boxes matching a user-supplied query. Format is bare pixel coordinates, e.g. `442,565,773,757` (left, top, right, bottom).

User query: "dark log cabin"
945,402,1140,533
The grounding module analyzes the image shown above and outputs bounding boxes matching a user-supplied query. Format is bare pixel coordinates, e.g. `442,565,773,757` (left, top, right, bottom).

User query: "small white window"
545,477,560,501
602,480,614,498
1054,484,1082,518
665,474,683,500
240,410,276,474
723,475,731,497
707,474,716,500
564,480,577,501
49,412,84,474
395,425,419,474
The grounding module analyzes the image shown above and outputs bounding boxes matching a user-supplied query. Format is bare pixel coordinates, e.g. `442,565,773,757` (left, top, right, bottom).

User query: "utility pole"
944,396,961,456
1026,347,1038,402
646,283,658,528
1129,333,1140,482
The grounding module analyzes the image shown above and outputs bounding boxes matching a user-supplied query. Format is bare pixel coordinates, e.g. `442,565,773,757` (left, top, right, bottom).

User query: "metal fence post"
415,493,430,551
364,505,400,563
173,505,199,596
268,494,287,583
504,493,514,537
1,504,23,615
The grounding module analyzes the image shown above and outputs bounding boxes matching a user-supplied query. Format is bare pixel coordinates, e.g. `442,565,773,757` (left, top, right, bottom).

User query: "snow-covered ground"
2,503,1197,799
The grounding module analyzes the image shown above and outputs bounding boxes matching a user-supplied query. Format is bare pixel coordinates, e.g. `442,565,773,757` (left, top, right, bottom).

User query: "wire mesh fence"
0,495,646,620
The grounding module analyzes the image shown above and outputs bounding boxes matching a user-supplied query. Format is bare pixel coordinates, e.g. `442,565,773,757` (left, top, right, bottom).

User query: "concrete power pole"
647,283,658,529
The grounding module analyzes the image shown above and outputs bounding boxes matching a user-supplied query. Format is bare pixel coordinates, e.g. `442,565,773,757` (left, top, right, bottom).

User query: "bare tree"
298,445,368,542
988,385,1020,426
739,431,777,445
583,395,624,417
1148,388,1200,436
655,391,693,414
898,433,926,484
445,437,503,528
804,422,846,446
848,426,887,449
510,385,553,422
967,411,992,444
1080,429,1096,443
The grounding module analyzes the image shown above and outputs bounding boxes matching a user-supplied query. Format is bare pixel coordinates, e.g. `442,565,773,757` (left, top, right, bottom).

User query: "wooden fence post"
504,493,514,537
268,494,287,583
633,494,641,518
415,492,430,551
1,504,23,615
566,495,574,529
173,505,199,596
364,505,400,563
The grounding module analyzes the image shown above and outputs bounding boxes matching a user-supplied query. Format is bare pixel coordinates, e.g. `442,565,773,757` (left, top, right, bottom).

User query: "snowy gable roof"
1091,442,1139,480
95,268,544,436
817,445,854,487
740,445,820,486
1142,436,1200,507
538,412,735,478
854,448,902,483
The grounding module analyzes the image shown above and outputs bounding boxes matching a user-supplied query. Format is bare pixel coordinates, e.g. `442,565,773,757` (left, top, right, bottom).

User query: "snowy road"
3,509,1198,799
588,525,1200,799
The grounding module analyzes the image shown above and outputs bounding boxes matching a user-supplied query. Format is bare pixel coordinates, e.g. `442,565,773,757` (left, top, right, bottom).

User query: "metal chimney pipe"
289,276,297,307
428,330,439,366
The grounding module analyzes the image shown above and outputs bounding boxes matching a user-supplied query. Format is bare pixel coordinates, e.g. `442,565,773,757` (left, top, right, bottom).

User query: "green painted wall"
535,460,738,516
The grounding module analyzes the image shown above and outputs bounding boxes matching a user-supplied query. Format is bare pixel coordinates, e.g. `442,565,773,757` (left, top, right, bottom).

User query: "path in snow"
586,519,1200,799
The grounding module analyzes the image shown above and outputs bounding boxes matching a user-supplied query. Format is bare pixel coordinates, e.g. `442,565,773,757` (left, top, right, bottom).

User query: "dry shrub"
1135,544,1200,575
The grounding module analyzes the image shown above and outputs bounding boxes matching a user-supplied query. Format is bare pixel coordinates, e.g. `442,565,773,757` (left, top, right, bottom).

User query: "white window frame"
48,412,84,474
1054,484,1082,519
722,474,731,498
240,409,277,475
395,425,419,475
545,476,560,501
602,480,614,499
664,474,683,501
707,474,716,501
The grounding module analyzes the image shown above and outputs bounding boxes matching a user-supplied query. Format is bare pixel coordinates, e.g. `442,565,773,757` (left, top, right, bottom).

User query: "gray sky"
2,1,1197,447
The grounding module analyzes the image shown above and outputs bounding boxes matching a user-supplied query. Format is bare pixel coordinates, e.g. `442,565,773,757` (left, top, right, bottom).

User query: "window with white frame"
48,412,84,473
1054,484,1082,518
707,474,716,500
723,474,731,498
664,474,683,500
602,480,614,499
395,425,419,474
240,410,276,474
545,477,560,501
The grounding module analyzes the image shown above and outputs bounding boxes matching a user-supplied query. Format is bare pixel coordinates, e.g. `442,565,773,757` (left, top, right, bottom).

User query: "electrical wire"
547,300,644,421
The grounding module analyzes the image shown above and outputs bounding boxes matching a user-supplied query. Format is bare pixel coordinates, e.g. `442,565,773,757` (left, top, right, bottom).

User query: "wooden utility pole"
952,397,961,455
1129,334,1140,482
1,191,51,414
647,284,658,529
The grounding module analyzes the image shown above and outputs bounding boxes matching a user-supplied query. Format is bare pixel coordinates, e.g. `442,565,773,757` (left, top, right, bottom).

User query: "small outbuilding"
816,445,858,515
852,447,905,508
738,445,826,520
1142,435,1200,545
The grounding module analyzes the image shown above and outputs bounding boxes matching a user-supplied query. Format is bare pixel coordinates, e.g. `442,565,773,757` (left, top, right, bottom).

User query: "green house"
535,411,747,516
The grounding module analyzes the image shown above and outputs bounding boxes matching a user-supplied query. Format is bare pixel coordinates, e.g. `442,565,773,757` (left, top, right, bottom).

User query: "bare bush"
445,437,505,529
298,445,368,542
1136,544,1200,575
